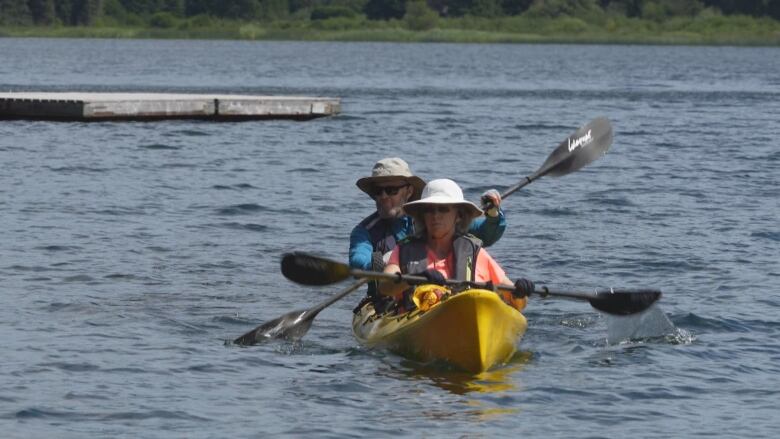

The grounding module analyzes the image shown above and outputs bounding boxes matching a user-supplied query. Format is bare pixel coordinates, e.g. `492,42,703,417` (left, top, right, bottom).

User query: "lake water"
1,38,779,438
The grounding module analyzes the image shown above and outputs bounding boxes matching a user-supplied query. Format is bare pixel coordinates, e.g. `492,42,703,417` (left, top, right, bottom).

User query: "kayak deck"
352,288,527,374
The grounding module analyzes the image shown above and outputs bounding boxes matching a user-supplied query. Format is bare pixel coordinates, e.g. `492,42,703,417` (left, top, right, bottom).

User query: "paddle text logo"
568,129,593,152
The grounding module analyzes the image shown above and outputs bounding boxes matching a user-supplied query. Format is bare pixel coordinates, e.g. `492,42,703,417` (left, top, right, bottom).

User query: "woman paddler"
379,178,535,310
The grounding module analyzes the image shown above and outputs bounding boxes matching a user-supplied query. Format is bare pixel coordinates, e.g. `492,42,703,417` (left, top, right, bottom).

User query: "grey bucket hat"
356,158,426,200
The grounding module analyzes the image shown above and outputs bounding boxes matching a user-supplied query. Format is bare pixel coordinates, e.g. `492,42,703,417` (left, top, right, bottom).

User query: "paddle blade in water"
606,304,676,344
233,309,314,345
589,288,662,315
534,117,613,179
234,279,368,346
281,252,351,286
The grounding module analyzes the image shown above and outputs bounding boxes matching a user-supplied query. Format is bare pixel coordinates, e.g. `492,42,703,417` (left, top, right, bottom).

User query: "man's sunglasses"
420,205,453,214
371,184,408,197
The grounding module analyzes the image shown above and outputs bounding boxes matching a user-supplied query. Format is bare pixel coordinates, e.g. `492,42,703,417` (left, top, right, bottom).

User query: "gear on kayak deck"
353,287,528,374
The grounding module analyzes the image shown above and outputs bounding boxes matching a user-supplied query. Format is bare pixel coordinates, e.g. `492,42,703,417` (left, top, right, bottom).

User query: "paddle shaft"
481,168,538,212
501,176,534,200
351,267,658,302
308,278,368,315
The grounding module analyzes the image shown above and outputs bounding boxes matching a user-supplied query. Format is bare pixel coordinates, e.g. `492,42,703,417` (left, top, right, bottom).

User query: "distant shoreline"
3,17,779,46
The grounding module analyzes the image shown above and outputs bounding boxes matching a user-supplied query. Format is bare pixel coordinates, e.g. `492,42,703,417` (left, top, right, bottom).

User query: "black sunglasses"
371,184,408,197
420,205,453,214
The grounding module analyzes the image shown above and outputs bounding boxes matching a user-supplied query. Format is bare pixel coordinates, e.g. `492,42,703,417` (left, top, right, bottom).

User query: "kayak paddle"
234,117,614,345
489,116,613,207
281,252,661,316
234,279,368,345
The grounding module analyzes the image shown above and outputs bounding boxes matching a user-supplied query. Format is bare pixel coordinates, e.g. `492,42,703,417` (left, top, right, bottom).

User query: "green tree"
404,0,438,28
119,0,182,14
0,0,33,25
311,5,357,19
445,0,470,15
184,0,215,16
260,0,288,19
470,0,503,16
768,0,780,20
71,0,104,25
103,0,128,20
288,0,312,13
28,0,56,24
119,0,159,14
211,0,263,19
640,0,703,21
663,0,703,16
149,10,176,25
365,0,405,19
54,0,72,23
426,0,446,14
163,0,184,14
702,0,764,16
600,0,642,16
526,0,601,17
435,0,504,16
330,0,369,12
502,0,534,15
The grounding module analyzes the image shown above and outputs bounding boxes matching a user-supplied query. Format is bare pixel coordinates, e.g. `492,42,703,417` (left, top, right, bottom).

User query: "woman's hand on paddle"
422,269,447,286
481,189,501,217
379,264,408,298
513,278,535,298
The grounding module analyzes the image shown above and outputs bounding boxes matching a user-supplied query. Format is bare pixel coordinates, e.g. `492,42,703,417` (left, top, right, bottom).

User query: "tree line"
1,0,778,26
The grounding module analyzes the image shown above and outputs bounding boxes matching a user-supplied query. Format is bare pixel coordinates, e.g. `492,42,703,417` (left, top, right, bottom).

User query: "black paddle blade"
281,252,351,286
588,289,662,315
534,117,613,179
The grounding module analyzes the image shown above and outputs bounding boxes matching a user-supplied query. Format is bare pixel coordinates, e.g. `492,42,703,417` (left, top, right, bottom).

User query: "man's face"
372,180,413,219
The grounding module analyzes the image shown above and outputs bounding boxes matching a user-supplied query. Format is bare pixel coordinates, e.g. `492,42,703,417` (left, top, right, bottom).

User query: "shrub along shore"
2,14,779,45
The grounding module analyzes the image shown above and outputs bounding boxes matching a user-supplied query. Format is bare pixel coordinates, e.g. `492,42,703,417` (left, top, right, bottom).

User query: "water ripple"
16,408,209,422
215,203,270,215
140,143,179,150
751,231,780,242
2,40,779,439
211,183,257,190
209,222,269,232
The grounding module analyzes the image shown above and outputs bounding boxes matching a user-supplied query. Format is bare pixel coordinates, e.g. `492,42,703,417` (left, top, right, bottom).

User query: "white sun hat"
403,178,483,221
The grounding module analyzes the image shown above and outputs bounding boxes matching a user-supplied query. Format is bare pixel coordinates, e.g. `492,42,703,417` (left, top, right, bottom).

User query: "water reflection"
385,351,533,421
400,350,533,395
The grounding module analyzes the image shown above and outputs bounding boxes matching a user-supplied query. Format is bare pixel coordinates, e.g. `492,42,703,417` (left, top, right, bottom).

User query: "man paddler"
349,157,506,309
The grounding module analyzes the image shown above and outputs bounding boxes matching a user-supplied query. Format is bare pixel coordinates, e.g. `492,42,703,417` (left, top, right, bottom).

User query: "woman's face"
422,204,459,240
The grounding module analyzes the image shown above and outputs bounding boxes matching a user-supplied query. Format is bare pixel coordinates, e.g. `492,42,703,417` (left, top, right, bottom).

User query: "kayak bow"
352,288,527,374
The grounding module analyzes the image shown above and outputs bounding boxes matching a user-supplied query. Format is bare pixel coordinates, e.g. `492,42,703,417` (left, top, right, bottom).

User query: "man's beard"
378,205,403,219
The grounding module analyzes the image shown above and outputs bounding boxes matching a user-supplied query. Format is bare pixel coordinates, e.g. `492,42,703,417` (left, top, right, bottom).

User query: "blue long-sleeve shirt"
349,210,506,271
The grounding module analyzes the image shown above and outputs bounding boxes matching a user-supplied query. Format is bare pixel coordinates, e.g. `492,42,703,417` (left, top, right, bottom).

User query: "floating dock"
0,92,340,121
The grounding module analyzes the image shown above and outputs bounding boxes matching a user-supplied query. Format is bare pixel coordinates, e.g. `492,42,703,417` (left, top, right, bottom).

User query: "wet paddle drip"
605,305,681,345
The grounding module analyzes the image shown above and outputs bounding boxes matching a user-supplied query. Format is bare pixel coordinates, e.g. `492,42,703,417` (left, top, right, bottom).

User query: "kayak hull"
352,289,527,374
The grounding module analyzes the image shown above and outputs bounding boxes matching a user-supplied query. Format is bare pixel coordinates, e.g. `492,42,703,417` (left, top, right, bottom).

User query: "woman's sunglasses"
420,205,453,214
371,184,408,197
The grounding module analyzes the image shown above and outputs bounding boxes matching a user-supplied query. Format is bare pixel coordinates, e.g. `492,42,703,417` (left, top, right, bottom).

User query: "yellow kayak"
352,287,527,374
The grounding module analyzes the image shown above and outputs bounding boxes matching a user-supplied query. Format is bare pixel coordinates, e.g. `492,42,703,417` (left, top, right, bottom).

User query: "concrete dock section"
0,92,340,121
